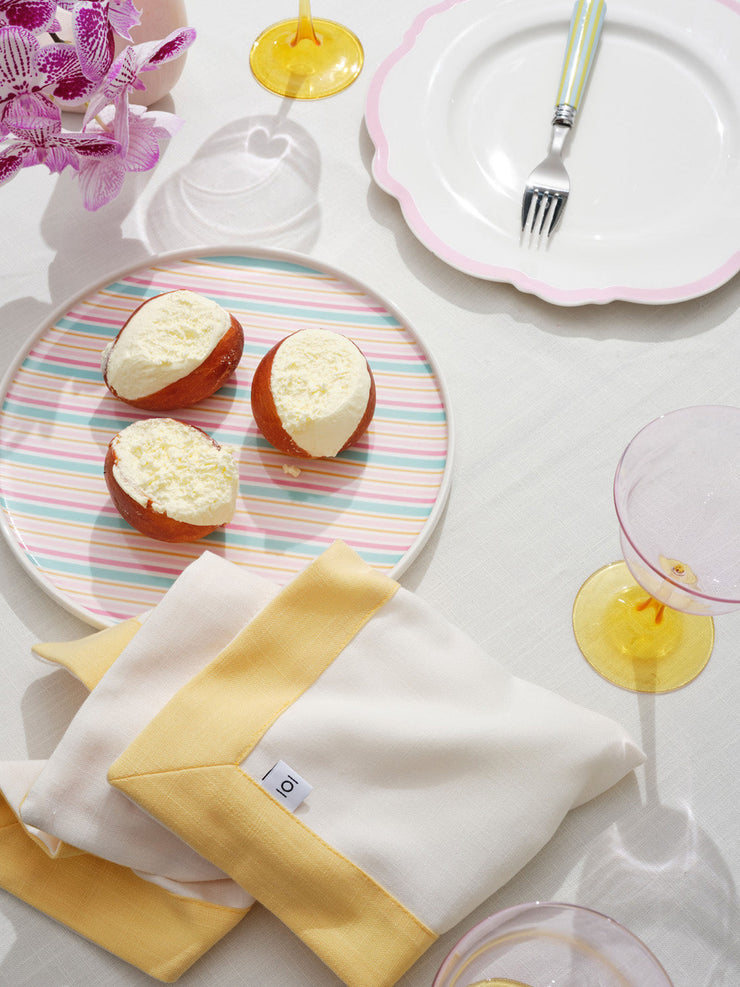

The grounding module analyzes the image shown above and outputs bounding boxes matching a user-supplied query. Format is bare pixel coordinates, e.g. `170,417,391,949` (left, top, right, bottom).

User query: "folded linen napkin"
0,776,248,982
19,551,279,886
0,552,284,981
101,540,645,987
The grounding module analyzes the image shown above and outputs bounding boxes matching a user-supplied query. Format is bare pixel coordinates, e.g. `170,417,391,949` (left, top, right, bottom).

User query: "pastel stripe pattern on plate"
0,251,451,627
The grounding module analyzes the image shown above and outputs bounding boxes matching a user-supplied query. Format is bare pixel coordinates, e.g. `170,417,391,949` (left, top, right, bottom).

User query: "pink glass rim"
432,900,673,985
613,404,740,608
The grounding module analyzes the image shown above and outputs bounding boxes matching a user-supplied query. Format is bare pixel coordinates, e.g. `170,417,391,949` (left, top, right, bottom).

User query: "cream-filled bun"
102,290,244,411
250,328,375,458
104,418,239,542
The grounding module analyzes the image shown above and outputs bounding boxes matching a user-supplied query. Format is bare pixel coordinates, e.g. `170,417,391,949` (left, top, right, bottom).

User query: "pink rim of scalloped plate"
365,0,740,306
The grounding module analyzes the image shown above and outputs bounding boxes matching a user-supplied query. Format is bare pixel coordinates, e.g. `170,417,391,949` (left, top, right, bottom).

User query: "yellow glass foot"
467,981,534,987
573,561,714,692
250,18,363,99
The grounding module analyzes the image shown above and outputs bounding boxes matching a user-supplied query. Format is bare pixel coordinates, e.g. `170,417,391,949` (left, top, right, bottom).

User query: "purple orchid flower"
0,26,99,133
82,26,194,152
0,0,60,33
0,90,119,184
0,6,196,208
77,101,180,209
55,0,143,82
57,0,141,43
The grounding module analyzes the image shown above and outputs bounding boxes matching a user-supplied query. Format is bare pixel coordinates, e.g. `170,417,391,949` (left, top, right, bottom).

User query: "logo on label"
260,760,312,812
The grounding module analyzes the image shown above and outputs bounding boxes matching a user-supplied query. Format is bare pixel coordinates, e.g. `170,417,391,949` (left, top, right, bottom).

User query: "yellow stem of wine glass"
250,0,363,98
635,596,666,623
293,0,319,45
572,561,714,693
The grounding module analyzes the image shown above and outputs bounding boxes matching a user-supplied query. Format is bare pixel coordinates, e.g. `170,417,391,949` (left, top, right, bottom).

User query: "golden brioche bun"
102,291,244,411
250,330,376,459
104,418,238,542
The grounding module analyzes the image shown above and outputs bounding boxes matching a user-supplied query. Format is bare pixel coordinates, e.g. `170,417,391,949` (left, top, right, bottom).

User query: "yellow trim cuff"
0,794,249,982
109,541,436,987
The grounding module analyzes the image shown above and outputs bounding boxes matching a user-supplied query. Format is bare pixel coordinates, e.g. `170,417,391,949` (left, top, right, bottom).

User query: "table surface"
1,1,739,984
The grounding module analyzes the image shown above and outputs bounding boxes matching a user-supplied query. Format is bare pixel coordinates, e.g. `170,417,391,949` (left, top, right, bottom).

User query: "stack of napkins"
0,541,644,985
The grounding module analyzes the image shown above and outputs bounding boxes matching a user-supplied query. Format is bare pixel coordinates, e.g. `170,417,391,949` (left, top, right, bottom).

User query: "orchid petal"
35,37,95,101
84,93,131,153
72,2,113,80
127,28,196,78
18,145,47,166
143,108,183,140
35,38,80,82
145,27,196,67
46,129,120,171
112,94,129,151
77,154,125,209
4,140,47,168
36,38,80,83
69,131,121,158
110,27,197,84
0,144,25,182
80,87,110,126
120,134,158,172
105,0,140,43
0,26,94,106
0,26,41,97
0,0,59,33
42,140,80,172
123,115,160,172
104,43,141,93
84,103,179,173
4,91,61,135
49,60,99,103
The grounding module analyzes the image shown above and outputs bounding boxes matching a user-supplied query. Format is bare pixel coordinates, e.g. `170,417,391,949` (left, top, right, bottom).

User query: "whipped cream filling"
270,329,371,457
103,290,231,400
111,418,238,526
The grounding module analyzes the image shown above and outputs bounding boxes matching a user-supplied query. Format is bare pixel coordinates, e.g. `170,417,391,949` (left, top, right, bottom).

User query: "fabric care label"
260,760,312,812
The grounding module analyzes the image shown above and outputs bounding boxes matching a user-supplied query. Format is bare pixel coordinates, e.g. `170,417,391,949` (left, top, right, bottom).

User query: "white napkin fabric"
239,563,646,930
102,542,645,986
15,551,280,902
0,542,645,986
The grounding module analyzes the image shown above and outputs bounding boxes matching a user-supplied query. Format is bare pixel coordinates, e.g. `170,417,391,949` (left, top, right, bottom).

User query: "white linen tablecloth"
1,1,739,984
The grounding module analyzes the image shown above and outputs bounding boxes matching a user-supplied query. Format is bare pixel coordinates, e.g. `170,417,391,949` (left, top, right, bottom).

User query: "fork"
521,0,606,239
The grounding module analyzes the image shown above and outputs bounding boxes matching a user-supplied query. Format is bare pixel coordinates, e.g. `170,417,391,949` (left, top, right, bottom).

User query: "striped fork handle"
553,0,606,127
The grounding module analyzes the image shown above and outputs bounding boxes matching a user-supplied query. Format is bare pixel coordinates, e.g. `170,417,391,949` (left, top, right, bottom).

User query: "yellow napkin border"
4,608,248,981
109,541,437,987
0,793,249,982
33,616,143,690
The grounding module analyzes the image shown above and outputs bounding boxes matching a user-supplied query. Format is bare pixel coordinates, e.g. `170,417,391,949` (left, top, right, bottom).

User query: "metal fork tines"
521,119,571,239
520,0,606,241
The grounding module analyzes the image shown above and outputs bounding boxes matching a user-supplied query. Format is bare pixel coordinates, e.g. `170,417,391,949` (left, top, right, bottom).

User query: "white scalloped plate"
366,0,740,305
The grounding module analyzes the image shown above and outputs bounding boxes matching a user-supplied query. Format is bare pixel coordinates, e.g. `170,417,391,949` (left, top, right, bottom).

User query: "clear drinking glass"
433,902,673,987
573,405,740,692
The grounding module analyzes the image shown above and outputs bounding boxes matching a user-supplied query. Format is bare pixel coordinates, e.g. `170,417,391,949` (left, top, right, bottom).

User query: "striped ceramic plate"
0,247,453,627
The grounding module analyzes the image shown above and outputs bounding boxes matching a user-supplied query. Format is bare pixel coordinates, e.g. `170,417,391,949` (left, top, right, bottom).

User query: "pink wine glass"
573,405,740,692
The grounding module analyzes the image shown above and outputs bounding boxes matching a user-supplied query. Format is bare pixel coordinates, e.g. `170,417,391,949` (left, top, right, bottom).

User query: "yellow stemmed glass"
250,0,363,99
573,406,740,693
